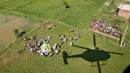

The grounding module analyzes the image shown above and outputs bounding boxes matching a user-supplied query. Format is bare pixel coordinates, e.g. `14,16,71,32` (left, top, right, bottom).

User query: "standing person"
24,42,28,47
59,36,63,40
53,45,56,50
17,49,21,54
58,34,61,38
77,34,80,39
60,41,64,46
64,38,67,42
54,44,57,47
48,36,51,40
57,44,60,49
58,41,63,48
55,49,59,55
69,29,74,32
61,34,65,38
74,37,78,40
69,37,73,41
69,41,73,46
47,26,51,29
46,40,49,44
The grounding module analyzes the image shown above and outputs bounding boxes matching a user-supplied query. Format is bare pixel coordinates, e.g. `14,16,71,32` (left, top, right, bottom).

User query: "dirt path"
0,14,17,24
0,17,28,45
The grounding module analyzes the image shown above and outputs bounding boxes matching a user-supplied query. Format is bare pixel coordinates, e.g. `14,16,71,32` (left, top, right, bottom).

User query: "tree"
63,0,70,8
13,28,19,39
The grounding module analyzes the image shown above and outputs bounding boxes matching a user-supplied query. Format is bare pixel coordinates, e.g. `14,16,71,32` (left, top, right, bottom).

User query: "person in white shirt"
64,38,67,42
74,37,78,40
47,26,51,29
48,36,51,40
69,37,73,41
69,41,73,46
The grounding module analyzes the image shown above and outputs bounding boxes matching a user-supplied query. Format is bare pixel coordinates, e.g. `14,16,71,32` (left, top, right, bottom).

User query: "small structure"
38,43,51,56
117,4,130,19
64,1,70,8
104,1,111,6
69,29,74,32
89,19,122,41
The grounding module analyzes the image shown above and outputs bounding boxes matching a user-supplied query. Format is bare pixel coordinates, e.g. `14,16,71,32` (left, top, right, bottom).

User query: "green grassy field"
0,22,130,73
0,0,105,28
0,0,130,73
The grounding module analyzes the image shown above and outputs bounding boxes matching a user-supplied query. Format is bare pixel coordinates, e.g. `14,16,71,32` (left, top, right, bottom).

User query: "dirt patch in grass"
104,1,111,6
0,48,17,65
0,14,17,24
1,57,8,65
0,48,12,65
0,17,28,45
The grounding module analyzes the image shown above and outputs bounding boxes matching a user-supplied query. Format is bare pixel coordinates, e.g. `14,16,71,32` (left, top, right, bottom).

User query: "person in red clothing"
90,23,93,29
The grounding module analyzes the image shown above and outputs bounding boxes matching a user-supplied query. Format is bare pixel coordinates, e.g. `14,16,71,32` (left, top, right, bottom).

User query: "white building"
118,4,130,19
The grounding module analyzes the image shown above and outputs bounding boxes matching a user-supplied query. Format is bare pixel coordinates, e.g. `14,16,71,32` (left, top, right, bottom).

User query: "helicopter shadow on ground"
62,47,111,65
63,45,123,64
62,45,123,73
63,34,123,73
123,65,130,73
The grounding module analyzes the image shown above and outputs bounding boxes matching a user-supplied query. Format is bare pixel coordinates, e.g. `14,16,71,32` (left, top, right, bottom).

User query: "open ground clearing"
0,22,129,73
0,17,28,44
0,14,41,49
0,0,130,73
0,0,105,48
0,0,105,28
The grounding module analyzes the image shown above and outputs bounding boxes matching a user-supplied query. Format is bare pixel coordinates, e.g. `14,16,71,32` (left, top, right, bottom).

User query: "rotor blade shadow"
62,51,68,65
105,51,124,55
97,61,102,73
93,34,96,47
72,45,91,50
68,54,82,58
62,51,82,65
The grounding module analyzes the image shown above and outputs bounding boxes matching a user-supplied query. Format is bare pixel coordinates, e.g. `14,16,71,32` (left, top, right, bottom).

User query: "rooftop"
118,4,130,11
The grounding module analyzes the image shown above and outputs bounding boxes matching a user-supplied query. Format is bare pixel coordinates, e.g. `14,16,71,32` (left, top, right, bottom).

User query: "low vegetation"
0,0,130,73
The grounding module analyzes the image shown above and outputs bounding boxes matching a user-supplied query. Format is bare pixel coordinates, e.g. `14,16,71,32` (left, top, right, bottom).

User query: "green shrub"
13,28,20,39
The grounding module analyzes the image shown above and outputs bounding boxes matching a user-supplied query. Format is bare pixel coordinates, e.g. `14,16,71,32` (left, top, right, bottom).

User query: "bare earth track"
0,14,28,46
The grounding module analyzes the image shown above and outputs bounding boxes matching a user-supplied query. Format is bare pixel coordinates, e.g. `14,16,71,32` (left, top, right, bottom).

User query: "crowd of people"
89,19,122,38
21,26,80,57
